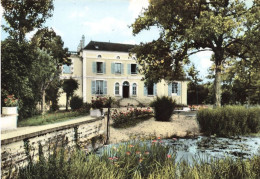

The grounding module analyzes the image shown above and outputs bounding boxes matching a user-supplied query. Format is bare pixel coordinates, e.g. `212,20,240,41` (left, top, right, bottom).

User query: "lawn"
18,109,89,127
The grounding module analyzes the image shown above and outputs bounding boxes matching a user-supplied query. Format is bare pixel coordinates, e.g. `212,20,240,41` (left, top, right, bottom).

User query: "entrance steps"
119,98,151,107
119,98,142,107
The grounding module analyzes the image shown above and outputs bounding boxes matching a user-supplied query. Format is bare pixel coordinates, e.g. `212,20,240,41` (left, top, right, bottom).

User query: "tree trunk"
66,93,68,111
41,90,46,114
214,47,224,108
215,66,222,107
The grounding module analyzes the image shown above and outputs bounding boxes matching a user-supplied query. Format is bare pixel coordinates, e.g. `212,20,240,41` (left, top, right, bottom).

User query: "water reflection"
97,136,260,163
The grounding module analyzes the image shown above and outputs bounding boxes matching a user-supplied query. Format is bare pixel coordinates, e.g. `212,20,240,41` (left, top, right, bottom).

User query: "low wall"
1,116,107,178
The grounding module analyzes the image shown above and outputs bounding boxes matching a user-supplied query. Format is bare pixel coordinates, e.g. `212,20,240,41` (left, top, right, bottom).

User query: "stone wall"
1,117,107,179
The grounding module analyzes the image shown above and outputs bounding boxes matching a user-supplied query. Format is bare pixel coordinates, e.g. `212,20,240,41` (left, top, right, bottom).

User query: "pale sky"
2,0,251,81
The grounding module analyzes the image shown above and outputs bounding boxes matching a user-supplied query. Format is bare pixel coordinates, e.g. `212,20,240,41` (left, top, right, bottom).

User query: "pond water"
97,136,260,163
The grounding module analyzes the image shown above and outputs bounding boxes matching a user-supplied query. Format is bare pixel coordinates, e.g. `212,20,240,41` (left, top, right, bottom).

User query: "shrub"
70,96,83,110
150,96,176,121
197,106,260,137
91,96,114,109
111,108,153,128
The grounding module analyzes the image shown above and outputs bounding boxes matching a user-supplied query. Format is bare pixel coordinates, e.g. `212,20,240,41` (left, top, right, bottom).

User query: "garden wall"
1,117,107,179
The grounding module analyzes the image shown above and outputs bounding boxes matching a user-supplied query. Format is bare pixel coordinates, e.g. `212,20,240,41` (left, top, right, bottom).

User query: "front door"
123,81,129,98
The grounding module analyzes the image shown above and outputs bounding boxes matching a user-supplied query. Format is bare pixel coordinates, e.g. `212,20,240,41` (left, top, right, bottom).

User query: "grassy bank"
18,109,89,127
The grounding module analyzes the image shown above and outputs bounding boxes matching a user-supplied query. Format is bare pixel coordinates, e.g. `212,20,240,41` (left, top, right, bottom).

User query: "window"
131,64,137,74
63,64,72,74
115,63,121,74
147,83,154,95
132,83,137,95
172,82,178,94
115,83,119,95
97,62,103,73
97,55,102,58
96,80,104,94
116,56,120,59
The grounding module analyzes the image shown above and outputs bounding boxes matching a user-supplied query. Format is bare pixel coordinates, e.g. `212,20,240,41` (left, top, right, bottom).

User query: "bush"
197,106,260,137
111,108,153,128
150,96,176,121
70,96,83,110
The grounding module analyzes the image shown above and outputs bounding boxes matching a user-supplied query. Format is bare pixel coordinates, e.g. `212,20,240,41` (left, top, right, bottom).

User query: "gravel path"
108,112,200,144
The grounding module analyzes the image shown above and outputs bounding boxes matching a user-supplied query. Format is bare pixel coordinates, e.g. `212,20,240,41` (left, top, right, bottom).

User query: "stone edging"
1,117,103,145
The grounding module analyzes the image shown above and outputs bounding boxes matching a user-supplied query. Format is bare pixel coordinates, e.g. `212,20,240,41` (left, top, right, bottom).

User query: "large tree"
31,28,70,113
131,0,260,107
1,39,41,119
1,0,54,42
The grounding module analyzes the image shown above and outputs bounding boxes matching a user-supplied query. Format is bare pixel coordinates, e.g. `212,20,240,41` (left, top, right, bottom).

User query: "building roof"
84,41,136,52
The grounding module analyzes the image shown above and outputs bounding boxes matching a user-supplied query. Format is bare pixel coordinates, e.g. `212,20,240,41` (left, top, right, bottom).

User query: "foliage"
1,0,54,42
187,64,209,105
1,39,41,119
3,94,18,107
111,108,153,128
18,140,260,179
150,96,176,121
62,78,79,111
91,96,113,109
131,0,260,107
70,96,83,110
31,27,70,66
221,58,260,105
197,106,260,137
31,28,70,113
45,80,62,111
18,109,89,127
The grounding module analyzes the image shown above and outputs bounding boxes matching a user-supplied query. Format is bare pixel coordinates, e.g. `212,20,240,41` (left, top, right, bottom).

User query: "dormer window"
95,45,99,49
116,56,120,59
97,55,102,58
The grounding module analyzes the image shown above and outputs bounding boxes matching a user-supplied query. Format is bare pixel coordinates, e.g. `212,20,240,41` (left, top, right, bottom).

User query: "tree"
1,0,54,42
131,0,260,107
1,39,40,119
62,78,79,111
222,58,260,105
187,64,202,105
31,28,70,113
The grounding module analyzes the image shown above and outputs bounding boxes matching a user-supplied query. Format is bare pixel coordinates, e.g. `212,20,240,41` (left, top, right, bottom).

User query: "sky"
2,0,238,81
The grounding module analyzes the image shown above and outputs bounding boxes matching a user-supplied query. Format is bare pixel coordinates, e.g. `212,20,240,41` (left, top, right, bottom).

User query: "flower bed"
111,107,153,128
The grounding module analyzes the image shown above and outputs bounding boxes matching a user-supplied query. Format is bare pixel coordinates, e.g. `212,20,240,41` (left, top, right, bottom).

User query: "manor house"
59,36,187,106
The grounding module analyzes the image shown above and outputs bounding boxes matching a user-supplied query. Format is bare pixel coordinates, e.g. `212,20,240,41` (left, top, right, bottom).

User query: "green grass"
18,140,260,179
18,110,89,127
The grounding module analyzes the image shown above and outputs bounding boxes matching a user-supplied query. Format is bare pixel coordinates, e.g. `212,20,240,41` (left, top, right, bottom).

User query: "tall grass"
18,140,260,179
197,106,260,137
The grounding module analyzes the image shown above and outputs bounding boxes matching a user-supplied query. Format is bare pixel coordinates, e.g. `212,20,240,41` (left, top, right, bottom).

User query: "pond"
97,136,260,164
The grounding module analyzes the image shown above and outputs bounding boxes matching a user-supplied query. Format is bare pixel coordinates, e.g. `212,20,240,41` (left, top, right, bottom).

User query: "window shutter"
168,83,172,96
121,64,124,74
154,83,157,96
177,82,181,96
127,64,131,74
103,62,106,74
92,62,96,73
104,81,107,95
144,84,147,96
111,63,115,74
91,81,96,94
136,65,139,74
